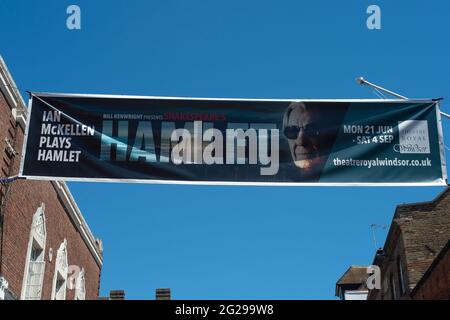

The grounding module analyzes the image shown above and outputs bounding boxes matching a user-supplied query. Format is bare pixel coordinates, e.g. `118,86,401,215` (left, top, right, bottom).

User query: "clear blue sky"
1,0,449,299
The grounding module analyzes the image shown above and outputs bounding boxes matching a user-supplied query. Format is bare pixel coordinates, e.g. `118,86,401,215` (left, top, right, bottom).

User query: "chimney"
109,290,125,300
155,288,171,300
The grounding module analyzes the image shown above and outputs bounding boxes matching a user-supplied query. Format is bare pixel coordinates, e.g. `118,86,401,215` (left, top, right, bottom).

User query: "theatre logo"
396,120,430,154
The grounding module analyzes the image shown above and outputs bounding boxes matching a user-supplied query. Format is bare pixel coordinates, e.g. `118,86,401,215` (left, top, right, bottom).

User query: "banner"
19,93,447,186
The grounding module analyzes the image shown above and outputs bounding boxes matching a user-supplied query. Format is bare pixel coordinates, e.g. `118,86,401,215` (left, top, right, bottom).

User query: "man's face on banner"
283,103,333,172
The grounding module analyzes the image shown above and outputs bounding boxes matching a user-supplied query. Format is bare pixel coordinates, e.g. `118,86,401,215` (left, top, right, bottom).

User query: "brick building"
336,187,450,300
0,56,103,300
368,187,450,300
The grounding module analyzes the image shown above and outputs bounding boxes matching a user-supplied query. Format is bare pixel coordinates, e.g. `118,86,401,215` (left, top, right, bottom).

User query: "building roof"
394,187,450,219
335,266,368,297
336,266,368,285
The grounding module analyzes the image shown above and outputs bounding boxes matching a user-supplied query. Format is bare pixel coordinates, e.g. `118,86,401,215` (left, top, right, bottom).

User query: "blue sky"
1,0,449,299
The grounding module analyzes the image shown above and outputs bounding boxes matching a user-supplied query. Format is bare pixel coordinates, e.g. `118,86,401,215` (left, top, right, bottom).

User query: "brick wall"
0,68,102,299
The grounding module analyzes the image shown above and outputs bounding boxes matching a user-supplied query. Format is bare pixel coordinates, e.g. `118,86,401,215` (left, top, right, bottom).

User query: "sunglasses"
283,124,331,140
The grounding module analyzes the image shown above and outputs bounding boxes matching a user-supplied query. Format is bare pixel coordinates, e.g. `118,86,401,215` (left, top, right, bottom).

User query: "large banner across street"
19,93,447,186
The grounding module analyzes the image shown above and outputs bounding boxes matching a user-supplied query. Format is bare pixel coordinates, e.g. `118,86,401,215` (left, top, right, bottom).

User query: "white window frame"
21,203,47,300
51,239,68,300
74,268,86,300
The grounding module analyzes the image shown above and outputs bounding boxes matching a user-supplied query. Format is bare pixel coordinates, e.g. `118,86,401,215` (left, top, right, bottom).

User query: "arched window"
74,268,86,300
21,203,47,300
51,239,68,300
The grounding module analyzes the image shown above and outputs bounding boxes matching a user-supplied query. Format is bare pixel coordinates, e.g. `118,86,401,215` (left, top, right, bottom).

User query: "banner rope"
4,83,450,120
372,87,387,99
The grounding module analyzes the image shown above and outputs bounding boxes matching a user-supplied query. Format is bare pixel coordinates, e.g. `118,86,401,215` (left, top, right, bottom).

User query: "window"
397,257,406,295
74,268,86,300
51,240,68,300
390,273,397,300
21,204,46,300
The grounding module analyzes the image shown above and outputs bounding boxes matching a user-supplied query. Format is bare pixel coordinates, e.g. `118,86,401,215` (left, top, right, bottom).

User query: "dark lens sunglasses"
283,124,339,140
283,124,333,140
